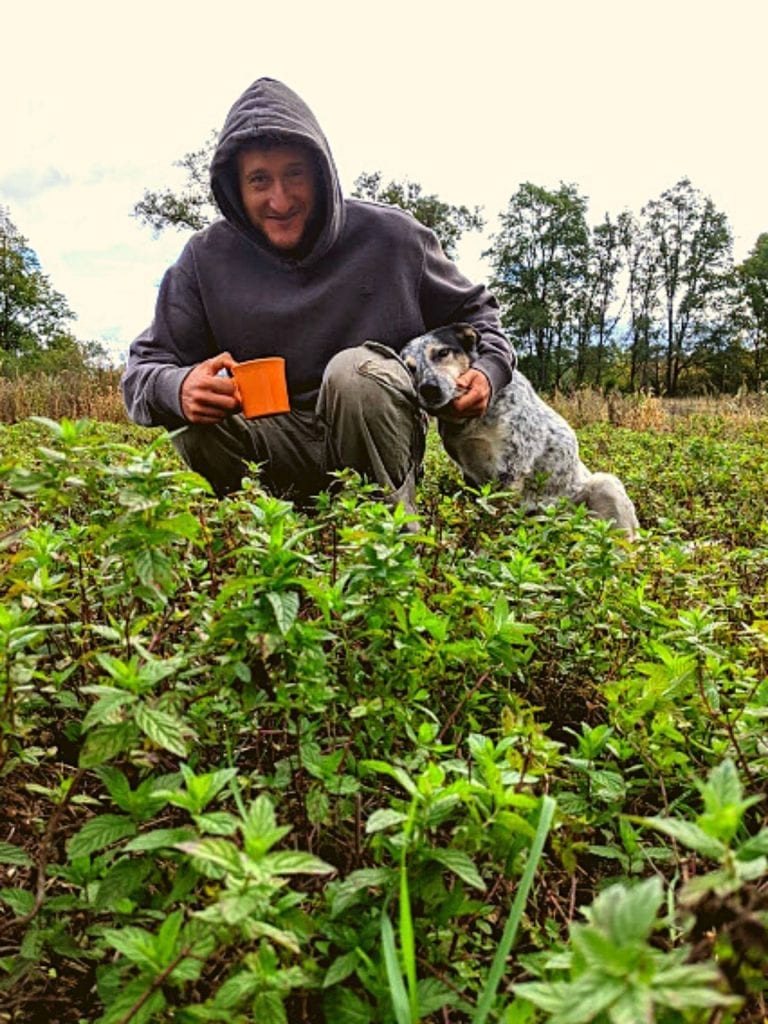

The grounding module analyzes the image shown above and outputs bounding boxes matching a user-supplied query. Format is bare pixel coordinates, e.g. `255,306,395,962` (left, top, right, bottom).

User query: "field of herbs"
0,406,767,1024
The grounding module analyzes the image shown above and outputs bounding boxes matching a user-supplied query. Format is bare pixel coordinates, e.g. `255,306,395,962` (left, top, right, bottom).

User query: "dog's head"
400,323,479,414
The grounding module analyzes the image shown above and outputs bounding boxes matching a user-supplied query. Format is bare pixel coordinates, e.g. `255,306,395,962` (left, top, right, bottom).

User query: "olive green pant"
172,343,426,511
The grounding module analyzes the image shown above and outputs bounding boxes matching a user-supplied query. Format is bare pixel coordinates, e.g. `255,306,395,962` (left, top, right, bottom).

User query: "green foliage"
510,877,739,1023
737,232,768,385
133,130,220,234
1,413,767,1021
352,172,484,259
485,182,591,391
637,759,768,903
1,335,110,378
640,178,735,395
0,206,79,360
483,178,756,396
508,763,768,1022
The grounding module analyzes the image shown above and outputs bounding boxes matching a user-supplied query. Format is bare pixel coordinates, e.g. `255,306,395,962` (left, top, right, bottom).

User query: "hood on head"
210,77,345,263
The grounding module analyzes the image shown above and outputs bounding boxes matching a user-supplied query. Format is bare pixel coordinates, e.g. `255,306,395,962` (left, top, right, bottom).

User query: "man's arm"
122,249,229,428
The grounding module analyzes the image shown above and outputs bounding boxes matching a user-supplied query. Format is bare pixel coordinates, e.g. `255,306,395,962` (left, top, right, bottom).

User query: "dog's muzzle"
418,382,448,409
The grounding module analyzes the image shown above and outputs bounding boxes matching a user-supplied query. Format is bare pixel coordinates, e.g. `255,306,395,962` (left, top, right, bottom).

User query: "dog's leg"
440,425,507,487
576,472,639,539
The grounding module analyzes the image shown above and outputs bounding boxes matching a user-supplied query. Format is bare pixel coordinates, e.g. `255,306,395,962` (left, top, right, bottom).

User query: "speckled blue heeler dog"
401,323,639,538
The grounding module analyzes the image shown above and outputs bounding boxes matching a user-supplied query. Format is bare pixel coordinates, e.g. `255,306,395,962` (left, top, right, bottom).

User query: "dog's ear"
453,323,480,353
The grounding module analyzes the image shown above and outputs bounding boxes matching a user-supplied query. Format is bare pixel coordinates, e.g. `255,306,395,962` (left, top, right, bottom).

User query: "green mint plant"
78,652,193,769
637,759,766,900
509,876,739,1023
634,759,768,1003
88,793,334,1023
0,602,47,772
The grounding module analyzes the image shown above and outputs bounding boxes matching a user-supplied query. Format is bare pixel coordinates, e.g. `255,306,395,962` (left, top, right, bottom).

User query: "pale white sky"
2,0,766,363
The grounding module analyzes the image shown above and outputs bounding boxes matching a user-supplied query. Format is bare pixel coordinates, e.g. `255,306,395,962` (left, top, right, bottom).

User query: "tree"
484,182,590,390
571,214,624,388
737,232,768,387
641,179,734,395
0,206,76,357
133,131,219,233
351,172,484,259
618,211,663,391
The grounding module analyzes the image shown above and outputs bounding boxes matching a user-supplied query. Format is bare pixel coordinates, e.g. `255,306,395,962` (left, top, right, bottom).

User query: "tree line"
486,180,766,395
3,135,767,394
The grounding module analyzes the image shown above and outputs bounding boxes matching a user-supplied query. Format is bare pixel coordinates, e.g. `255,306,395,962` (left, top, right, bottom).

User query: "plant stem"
116,944,195,1024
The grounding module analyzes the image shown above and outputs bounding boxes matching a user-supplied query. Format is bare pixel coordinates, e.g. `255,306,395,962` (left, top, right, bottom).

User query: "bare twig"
694,659,754,783
437,672,491,743
0,766,86,935
116,944,195,1024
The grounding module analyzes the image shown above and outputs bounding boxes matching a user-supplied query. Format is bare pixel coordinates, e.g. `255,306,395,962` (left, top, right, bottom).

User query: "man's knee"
172,420,242,460
172,421,215,457
322,344,414,405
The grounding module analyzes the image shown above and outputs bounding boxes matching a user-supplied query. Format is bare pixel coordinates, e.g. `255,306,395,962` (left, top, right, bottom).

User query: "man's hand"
180,352,241,423
450,368,491,418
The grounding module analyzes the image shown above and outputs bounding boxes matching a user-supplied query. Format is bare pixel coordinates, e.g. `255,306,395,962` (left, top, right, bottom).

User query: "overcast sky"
2,0,766,363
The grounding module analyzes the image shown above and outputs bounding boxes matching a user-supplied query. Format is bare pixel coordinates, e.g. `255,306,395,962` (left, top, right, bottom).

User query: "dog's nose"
419,383,443,407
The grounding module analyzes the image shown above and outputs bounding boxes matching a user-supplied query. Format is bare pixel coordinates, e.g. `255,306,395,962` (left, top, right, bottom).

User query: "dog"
400,323,639,539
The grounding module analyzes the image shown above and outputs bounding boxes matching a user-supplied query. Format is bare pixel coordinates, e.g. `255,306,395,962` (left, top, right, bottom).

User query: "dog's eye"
435,347,451,360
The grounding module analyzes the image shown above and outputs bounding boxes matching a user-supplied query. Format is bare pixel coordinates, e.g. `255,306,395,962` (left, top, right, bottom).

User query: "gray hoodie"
122,78,514,427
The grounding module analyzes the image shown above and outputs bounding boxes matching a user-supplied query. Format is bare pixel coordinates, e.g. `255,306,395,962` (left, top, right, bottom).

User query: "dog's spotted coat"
400,323,639,538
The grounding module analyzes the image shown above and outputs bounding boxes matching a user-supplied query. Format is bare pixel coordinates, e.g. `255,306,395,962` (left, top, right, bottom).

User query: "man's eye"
251,176,270,190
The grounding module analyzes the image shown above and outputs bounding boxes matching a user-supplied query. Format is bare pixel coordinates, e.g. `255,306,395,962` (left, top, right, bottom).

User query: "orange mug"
232,357,291,418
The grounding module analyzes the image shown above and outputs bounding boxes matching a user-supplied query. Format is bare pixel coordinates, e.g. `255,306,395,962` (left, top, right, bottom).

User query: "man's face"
237,145,316,252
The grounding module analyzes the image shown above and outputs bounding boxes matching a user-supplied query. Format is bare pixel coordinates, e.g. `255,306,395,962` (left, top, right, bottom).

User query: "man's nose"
268,180,293,212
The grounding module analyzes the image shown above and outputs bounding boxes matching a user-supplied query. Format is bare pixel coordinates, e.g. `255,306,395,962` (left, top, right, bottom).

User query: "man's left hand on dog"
451,368,492,418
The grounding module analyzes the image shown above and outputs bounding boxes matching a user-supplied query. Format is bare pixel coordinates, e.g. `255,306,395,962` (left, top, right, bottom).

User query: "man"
122,77,515,516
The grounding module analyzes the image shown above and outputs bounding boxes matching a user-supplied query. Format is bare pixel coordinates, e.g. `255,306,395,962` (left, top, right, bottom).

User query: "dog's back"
490,372,588,498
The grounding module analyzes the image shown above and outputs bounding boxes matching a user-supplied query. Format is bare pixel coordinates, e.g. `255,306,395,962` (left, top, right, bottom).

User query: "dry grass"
552,386,768,430
0,369,128,424
550,387,670,429
1,370,766,433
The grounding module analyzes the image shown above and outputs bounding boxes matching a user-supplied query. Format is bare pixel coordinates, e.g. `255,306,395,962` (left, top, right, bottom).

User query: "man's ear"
453,323,480,353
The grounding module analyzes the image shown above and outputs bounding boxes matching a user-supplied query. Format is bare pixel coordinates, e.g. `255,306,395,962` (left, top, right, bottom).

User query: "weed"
0,411,767,1021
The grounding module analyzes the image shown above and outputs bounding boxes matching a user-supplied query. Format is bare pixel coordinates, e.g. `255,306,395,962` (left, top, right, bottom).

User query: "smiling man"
236,144,317,253
122,78,514,518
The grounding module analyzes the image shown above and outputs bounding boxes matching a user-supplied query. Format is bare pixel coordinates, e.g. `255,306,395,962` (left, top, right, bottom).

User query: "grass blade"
473,794,556,1024
399,855,418,1021
381,911,412,1024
